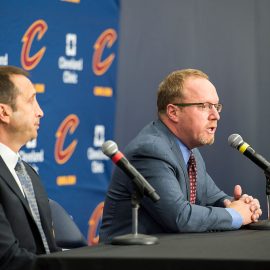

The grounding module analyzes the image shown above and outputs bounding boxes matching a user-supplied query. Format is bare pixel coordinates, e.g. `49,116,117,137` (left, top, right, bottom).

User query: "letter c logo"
55,114,79,165
21,19,47,70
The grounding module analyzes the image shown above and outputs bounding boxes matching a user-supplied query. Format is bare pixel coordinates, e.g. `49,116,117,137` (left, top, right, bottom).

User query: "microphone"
102,140,160,202
228,134,270,173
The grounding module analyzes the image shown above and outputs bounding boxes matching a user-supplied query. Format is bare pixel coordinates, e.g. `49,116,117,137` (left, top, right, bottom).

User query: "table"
34,229,270,270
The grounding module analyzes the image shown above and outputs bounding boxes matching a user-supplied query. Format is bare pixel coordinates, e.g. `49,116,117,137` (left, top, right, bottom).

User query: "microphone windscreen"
228,134,243,149
102,140,118,156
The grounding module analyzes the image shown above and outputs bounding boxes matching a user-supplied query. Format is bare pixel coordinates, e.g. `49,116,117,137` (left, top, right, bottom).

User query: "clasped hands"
223,185,262,225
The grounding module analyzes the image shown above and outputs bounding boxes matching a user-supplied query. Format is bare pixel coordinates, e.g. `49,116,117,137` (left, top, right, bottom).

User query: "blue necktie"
15,158,50,254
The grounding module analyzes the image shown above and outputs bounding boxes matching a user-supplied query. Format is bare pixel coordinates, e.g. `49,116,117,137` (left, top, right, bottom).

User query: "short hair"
157,69,209,113
0,65,29,110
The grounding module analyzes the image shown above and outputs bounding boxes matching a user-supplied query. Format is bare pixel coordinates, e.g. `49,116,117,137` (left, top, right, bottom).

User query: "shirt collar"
0,143,20,171
176,139,192,166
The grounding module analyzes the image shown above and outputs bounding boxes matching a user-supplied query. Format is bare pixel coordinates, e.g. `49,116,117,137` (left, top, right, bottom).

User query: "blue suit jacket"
100,120,233,243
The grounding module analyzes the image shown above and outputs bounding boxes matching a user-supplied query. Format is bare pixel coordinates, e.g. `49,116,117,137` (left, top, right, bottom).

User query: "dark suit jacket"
100,119,233,243
0,156,58,270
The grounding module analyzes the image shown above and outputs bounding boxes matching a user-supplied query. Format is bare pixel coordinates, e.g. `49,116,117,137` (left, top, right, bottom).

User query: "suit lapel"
155,120,190,197
0,156,33,217
168,134,190,200
155,119,188,171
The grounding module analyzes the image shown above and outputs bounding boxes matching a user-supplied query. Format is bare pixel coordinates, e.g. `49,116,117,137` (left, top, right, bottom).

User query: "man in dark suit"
100,69,262,243
0,66,59,269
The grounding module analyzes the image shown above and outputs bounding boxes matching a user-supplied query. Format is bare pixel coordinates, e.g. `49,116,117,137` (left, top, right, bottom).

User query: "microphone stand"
246,167,270,229
111,183,159,245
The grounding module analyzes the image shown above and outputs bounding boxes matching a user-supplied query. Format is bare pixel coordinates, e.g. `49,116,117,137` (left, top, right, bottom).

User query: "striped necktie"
188,152,197,204
15,158,50,254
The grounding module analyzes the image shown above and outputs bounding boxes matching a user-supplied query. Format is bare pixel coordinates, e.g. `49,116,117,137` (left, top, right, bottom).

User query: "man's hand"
224,185,262,223
233,184,242,200
239,195,262,222
224,199,253,225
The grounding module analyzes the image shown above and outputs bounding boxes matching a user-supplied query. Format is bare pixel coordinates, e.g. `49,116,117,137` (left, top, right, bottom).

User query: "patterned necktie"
15,158,50,254
188,152,197,204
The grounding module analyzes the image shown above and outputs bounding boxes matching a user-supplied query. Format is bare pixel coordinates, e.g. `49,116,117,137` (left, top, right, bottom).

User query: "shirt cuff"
225,208,243,229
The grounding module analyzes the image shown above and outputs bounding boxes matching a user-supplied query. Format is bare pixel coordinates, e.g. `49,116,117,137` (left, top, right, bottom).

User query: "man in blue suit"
100,69,262,243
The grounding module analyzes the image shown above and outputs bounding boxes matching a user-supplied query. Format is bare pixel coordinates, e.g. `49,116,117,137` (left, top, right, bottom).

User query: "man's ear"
166,104,179,122
0,104,12,123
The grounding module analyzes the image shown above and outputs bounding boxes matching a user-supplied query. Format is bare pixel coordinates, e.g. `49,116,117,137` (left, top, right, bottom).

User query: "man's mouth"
207,127,216,134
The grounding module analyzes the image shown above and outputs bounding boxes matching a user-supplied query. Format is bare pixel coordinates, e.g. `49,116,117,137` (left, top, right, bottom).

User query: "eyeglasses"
173,102,223,113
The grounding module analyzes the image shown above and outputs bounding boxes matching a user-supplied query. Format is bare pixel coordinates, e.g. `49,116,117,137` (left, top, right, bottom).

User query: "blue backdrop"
0,0,119,243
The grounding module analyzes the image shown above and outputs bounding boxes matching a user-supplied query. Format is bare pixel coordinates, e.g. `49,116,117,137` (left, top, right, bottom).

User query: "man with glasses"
100,69,262,243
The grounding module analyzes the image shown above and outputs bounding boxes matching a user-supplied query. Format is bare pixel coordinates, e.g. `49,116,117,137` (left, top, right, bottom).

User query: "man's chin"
199,135,215,146
28,133,38,142
207,138,215,145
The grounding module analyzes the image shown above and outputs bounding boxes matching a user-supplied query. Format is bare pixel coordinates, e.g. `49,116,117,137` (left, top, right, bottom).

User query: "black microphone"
228,134,270,173
102,140,160,202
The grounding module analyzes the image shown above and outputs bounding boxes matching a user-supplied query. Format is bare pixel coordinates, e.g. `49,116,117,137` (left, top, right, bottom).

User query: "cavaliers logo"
21,19,48,70
55,114,79,164
87,202,104,245
92,28,117,76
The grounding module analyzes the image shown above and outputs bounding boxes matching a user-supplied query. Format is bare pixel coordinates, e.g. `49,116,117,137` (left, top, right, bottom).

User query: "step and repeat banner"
0,0,119,244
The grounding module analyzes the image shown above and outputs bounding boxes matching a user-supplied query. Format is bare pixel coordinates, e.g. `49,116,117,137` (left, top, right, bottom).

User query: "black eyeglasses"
173,102,223,113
